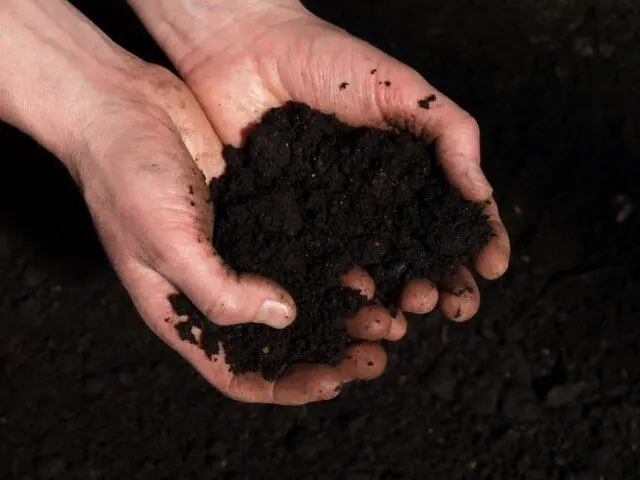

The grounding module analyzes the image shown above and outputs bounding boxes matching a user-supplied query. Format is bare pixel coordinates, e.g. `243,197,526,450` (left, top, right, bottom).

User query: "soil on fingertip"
171,102,491,380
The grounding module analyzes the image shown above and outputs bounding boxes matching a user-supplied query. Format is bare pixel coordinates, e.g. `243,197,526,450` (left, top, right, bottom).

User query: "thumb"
147,179,296,330
159,239,297,329
150,75,297,329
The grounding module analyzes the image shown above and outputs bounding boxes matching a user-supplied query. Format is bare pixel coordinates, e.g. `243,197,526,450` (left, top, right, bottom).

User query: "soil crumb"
418,94,438,109
171,102,491,380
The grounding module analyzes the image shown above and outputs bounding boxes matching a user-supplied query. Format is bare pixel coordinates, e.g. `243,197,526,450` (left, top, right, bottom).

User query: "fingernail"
255,300,293,329
467,164,493,197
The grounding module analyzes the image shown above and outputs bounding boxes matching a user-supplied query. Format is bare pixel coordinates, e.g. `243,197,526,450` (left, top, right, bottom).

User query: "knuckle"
206,296,241,326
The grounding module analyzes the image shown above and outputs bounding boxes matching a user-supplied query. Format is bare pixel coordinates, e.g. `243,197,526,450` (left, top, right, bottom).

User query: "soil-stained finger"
336,343,388,382
474,199,510,280
346,305,392,340
398,278,439,314
385,311,408,341
341,266,376,299
272,364,343,405
438,266,480,322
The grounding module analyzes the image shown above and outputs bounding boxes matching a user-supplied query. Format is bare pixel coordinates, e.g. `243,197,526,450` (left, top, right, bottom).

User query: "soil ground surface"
1,0,639,479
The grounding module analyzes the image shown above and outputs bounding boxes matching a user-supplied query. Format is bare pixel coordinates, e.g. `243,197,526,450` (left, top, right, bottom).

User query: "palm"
184,15,410,146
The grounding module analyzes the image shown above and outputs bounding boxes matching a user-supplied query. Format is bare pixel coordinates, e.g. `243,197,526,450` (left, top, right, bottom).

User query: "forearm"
127,0,302,76
0,0,133,163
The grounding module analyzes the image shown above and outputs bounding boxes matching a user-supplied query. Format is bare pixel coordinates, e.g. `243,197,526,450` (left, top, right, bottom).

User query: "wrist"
128,0,305,78
0,0,142,170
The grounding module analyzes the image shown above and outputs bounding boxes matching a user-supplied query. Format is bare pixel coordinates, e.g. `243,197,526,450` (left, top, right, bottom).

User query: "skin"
0,0,510,405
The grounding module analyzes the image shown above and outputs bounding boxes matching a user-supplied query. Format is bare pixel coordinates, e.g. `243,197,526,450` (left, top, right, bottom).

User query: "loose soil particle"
418,94,438,109
171,102,491,380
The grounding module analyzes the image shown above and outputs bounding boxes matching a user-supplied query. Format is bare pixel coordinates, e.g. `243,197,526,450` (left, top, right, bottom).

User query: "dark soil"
172,102,490,380
2,0,640,479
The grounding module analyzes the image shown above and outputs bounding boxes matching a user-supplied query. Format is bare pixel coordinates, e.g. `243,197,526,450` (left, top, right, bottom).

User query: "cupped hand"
133,0,511,324
70,59,396,404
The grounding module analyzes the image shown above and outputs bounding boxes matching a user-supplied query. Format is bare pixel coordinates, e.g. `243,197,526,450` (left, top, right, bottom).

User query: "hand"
129,0,511,323
1,0,397,404
82,68,396,404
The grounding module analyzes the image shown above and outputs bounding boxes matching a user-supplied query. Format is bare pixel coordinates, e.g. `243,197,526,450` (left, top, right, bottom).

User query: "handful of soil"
171,102,492,380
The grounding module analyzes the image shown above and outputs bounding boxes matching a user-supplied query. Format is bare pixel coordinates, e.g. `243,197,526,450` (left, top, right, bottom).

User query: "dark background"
2,0,640,478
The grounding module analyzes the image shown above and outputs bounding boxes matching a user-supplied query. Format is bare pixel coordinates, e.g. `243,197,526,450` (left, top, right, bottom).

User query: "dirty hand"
129,0,511,323
1,0,392,404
